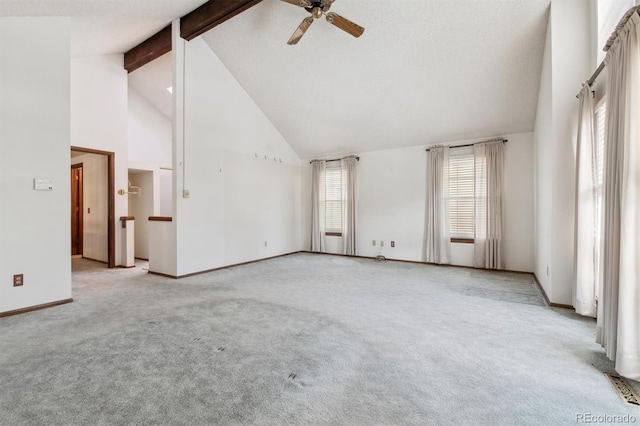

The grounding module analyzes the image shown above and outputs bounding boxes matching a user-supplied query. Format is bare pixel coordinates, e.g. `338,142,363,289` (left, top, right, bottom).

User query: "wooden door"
71,164,83,255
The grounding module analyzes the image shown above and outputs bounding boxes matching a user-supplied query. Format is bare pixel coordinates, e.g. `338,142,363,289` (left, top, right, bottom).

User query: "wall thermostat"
34,178,53,191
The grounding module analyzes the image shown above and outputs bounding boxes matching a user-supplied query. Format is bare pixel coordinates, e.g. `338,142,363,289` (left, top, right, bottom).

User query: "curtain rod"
576,62,605,99
576,6,640,99
309,156,360,164
425,138,508,152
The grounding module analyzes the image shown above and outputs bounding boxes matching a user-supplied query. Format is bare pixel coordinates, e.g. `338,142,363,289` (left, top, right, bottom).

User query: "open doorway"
128,170,153,260
71,163,83,256
70,147,116,268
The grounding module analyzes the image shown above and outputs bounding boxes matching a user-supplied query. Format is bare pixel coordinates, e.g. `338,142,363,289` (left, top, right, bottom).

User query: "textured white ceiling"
1,0,550,159
0,0,208,56
203,0,550,159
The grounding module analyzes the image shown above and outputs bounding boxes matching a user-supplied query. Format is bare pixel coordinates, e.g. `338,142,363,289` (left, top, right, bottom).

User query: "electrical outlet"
391,241,395,248
13,274,23,287
372,240,376,246
380,241,384,247
264,241,268,247
183,189,190,198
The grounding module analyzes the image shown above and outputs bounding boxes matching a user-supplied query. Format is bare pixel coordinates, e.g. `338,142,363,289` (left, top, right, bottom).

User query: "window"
593,99,606,296
325,166,342,235
449,154,475,242
595,100,606,197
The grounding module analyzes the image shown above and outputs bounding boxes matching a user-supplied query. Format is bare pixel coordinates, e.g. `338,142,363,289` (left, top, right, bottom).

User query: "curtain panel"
597,11,640,380
340,157,357,256
474,141,505,270
425,147,451,264
573,83,598,318
311,161,326,252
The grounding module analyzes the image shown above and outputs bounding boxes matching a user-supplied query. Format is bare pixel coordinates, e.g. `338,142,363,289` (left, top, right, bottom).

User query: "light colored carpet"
0,253,637,425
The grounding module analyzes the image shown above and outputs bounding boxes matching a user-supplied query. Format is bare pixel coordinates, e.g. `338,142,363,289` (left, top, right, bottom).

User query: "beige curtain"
425,147,450,264
573,83,598,318
311,160,326,252
597,11,640,380
340,157,357,256
474,141,504,270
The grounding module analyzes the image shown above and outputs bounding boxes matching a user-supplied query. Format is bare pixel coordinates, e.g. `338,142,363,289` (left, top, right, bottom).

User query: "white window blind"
325,167,342,233
593,100,606,298
595,101,606,190
449,154,475,239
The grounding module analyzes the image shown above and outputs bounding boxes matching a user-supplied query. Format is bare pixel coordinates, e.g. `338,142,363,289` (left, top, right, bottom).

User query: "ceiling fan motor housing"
305,1,330,14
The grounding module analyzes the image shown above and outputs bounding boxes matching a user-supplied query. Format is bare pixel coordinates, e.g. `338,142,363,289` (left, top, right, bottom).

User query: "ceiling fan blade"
325,12,365,38
280,0,312,7
288,17,314,45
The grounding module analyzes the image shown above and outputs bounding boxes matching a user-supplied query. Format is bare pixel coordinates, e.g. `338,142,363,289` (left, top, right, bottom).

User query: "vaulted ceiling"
203,0,550,158
1,0,551,159
0,0,209,56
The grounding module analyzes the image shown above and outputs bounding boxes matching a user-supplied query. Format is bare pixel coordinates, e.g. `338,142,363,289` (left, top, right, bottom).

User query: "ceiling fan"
280,0,365,45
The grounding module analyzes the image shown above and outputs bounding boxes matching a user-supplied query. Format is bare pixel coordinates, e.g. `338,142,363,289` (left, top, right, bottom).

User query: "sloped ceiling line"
202,0,551,159
124,0,264,72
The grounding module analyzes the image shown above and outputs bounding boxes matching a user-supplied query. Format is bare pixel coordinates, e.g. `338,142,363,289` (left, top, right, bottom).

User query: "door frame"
71,163,84,255
71,146,116,268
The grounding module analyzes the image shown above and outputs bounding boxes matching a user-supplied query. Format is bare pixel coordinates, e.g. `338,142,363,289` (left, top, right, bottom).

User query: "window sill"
326,232,343,237
451,238,474,244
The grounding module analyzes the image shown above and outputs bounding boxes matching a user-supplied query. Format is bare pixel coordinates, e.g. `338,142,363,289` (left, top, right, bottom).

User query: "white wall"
71,55,128,266
0,18,72,312
352,145,428,263
302,132,535,272
532,0,591,304
534,19,554,294
160,35,302,276
72,154,109,262
159,169,172,216
224,151,301,265
502,134,536,272
128,87,172,167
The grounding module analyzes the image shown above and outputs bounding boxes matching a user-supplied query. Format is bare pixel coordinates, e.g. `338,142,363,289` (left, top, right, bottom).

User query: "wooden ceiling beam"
124,0,263,73
124,25,172,74
181,0,263,41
